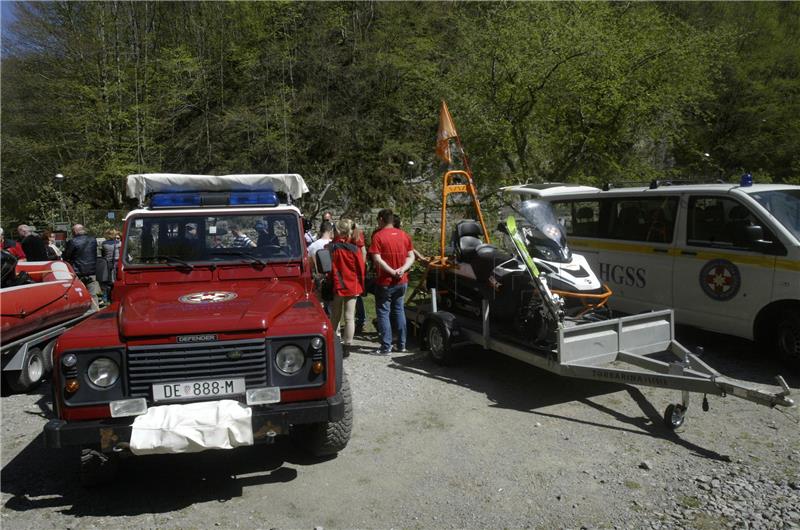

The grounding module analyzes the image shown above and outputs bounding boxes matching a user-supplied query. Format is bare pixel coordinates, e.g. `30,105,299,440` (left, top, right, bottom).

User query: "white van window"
687,196,765,250
749,189,800,240
550,201,600,236
608,197,678,243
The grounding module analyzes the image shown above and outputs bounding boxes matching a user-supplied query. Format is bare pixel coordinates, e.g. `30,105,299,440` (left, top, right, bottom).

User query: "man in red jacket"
368,209,415,355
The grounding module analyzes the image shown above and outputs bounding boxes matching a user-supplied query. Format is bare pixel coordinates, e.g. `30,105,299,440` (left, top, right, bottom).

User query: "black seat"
452,220,484,262
472,244,513,283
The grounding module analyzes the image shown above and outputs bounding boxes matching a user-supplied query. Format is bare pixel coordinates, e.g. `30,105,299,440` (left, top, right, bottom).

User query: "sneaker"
371,348,391,356
393,345,408,353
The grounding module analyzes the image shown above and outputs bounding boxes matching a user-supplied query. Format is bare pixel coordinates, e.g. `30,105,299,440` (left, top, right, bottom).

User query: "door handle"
681,250,697,256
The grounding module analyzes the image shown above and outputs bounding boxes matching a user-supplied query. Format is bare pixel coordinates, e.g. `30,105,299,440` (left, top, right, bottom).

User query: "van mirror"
315,248,332,274
745,225,783,254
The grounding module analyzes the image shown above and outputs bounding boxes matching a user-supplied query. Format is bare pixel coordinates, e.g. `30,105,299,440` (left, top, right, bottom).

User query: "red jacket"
330,237,365,297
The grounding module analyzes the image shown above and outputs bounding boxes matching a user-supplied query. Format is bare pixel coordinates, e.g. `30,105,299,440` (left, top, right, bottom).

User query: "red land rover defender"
42,174,352,485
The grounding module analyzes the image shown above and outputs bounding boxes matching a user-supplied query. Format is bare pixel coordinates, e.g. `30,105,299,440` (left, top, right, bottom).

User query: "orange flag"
435,100,458,164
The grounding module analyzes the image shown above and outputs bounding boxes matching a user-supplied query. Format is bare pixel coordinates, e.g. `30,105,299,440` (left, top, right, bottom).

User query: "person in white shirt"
307,221,334,262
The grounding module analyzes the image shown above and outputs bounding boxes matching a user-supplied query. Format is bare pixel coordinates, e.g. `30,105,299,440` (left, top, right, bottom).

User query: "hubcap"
27,355,43,383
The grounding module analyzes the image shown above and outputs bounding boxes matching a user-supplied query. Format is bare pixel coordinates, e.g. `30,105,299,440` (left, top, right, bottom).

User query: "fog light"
65,378,80,393
310,337,323,350
110,398,148,418
246,387,281,405
312,361,324,375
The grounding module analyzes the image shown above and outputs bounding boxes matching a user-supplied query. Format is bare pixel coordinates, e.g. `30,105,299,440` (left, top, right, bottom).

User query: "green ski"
505,215,562,323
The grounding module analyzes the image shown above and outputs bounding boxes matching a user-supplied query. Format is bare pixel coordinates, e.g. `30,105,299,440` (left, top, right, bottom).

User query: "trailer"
407,297,793,429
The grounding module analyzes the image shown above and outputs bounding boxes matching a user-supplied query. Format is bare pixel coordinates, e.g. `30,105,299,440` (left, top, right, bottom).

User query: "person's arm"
372,253,396,276
393,250,415,279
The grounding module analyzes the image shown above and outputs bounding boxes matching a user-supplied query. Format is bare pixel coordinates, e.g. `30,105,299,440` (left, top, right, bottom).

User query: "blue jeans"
375,283,407,352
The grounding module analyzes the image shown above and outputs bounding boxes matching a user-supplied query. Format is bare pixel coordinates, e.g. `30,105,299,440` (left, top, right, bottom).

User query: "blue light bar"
229,191,279,206
150,193,202,208
740,172,753,187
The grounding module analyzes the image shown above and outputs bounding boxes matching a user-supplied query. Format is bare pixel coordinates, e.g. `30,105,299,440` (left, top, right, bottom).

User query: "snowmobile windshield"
518,199,571,263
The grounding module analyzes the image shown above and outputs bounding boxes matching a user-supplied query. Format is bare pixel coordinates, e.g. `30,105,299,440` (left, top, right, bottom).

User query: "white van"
500,181,800,365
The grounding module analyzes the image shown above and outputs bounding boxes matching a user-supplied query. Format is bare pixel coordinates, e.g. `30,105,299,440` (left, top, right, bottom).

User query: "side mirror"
315,248,332,274
745,225,765,243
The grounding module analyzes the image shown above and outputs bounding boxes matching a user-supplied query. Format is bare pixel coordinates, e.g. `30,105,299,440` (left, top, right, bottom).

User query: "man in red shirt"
368,209,415,355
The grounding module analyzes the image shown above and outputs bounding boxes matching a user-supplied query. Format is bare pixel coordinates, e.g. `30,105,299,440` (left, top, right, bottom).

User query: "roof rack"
601,178,728,191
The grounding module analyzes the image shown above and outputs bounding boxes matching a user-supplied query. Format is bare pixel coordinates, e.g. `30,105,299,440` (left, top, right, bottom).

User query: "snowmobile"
428,198,611,348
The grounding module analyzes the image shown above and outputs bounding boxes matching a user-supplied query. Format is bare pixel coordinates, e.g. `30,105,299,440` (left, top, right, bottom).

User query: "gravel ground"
1,326,798,529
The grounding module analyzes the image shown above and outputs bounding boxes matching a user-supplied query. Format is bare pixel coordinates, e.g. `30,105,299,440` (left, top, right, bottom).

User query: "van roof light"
740,172,753,187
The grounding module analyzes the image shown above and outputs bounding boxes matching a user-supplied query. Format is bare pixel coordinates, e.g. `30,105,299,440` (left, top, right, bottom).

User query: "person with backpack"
329,219,365,357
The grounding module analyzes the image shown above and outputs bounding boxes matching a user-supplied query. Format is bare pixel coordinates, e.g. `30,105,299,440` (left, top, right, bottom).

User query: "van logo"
226,350,243,360
179,291,238,304
177,334,218,343
699,259,741,301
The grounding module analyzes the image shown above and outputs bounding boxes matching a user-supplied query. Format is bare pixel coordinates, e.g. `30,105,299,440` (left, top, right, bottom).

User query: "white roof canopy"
126,173,309,205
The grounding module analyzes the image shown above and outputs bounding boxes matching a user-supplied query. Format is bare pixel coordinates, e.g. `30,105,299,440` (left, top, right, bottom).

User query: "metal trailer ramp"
408,302,794,430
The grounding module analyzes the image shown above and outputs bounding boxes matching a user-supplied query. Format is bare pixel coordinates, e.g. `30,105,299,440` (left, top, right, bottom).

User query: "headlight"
534,244,558,262
310,337,323,350
87,357,119,388
275,345,305,375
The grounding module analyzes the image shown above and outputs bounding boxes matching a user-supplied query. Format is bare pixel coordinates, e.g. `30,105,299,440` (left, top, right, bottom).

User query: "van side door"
672,195,777,338
552,196,678,314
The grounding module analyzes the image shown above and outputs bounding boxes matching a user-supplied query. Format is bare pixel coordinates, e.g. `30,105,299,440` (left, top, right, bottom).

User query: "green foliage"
1,1,797,232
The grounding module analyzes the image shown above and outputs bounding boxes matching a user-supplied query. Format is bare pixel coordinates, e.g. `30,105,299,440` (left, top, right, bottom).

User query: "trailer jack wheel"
663,404,686,431
426,319,456,365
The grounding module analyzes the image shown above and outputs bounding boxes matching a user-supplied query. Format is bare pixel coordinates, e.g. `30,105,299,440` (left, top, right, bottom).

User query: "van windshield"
124,212,302,265
749,190,800,241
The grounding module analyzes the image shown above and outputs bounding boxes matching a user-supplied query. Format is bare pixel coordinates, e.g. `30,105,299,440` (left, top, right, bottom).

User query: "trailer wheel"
663,404,686,431
7,347,45,393
426,319,456,365
775,311,800,369
80,448,119,487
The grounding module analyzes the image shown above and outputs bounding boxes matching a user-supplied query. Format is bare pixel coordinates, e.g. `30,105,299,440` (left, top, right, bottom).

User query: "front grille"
126,338,268,399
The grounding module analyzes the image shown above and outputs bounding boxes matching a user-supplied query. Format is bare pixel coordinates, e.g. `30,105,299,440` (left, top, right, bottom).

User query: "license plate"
152,378,246,402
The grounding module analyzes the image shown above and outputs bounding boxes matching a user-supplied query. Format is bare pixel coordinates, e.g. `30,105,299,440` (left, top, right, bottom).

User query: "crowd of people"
2,210,421,355
309,208,418,357
0,223,120,306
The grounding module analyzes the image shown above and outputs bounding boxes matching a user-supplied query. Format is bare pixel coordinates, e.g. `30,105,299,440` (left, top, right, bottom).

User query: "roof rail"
601,178,729,191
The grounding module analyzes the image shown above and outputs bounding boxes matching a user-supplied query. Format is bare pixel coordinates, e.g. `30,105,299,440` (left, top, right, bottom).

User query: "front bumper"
43,394,344,451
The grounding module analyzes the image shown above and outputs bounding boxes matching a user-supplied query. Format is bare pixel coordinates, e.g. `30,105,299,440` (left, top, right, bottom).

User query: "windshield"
748,189,800,241
124,212,302,265
516,199,571,262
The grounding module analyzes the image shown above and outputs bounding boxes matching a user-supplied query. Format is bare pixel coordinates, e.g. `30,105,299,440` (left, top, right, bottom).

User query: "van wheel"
80,448,119,487
8,347,45,393
775,310,800,369
426,319,457,365
293,372,353,456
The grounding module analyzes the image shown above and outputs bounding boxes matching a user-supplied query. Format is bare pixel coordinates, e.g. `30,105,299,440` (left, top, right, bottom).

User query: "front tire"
294,373,353,456
775,310,800,369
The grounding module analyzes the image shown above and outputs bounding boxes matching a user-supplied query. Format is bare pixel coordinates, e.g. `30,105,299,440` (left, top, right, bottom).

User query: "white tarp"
129,400,254,455
126,173,309,204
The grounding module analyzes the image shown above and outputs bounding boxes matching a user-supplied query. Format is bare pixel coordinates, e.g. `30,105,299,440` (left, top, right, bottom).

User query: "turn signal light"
65,378,80,393
312,361,324,375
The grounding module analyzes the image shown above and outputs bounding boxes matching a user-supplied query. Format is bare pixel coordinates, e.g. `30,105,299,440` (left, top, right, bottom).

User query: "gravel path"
2,327,798,529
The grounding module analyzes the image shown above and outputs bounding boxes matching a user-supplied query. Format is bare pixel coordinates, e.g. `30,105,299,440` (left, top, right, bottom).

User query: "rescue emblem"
178,291,238,304
699,259,741,301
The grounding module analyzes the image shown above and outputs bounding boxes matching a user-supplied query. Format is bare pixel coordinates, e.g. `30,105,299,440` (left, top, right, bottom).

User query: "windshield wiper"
210,249,266,268
142,255,195,270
